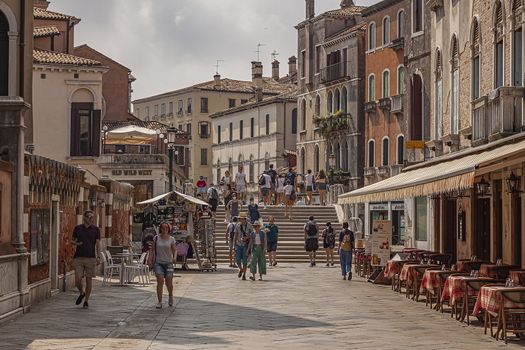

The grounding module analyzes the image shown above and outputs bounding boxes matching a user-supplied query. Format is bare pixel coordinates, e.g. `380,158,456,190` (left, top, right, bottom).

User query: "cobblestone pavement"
1,264,524,349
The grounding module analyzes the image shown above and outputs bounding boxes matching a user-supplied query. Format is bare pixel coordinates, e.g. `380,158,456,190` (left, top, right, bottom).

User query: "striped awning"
338,137,525,204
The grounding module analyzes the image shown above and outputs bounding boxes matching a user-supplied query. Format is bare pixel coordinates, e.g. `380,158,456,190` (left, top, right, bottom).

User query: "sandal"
168,296,173,307
156,302,162,309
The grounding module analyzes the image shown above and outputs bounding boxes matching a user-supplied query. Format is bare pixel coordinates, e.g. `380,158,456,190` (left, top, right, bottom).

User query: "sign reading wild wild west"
111,169,153,176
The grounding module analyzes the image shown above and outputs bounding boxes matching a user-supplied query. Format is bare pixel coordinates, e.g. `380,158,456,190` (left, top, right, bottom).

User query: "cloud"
50,0,380,100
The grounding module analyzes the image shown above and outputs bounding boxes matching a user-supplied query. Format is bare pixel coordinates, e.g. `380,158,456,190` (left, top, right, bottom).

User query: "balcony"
317,113,351,138
471,87,525,145
390,164,403,176
99,154,167,165
364,167,376,177
389,37,404,51
365,101,377,114
377,166,390,177
379,97,391,111
428,0,444,11
391,94,403,114
320,61,351,84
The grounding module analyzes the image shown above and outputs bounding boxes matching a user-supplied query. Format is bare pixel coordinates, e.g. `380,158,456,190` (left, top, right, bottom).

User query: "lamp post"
506,172,522,193
167,128,177,192
328,151,336,185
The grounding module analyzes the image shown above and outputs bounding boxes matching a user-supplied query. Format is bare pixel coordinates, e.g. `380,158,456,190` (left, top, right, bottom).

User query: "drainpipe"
19,0,25,98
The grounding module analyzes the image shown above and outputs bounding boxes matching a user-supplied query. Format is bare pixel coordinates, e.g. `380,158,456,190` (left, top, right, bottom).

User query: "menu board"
370,220,392,267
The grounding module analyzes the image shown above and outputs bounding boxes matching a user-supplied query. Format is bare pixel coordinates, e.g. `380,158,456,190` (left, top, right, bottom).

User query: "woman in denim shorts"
150,222,177,309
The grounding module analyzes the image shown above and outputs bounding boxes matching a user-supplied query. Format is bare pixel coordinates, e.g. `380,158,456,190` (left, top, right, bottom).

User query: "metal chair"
100,251,121,286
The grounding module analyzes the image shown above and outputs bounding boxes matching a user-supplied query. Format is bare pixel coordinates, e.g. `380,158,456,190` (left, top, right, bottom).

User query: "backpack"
258,175,266,186
209,187,218,199
306,222,317,237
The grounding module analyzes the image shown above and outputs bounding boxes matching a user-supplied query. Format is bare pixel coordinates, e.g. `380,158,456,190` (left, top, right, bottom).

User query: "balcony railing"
320,61,351,84
389,37,404,51
391,94,403,114
365,101,377,113
364,167,376,177
99,154,168,165
379,97,391,111
377,166,390,177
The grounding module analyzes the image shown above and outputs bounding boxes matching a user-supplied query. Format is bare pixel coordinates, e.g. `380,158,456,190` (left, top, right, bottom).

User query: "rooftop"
296,5,366,28
33,6,80,23
33,25,60,38
33,49,102,67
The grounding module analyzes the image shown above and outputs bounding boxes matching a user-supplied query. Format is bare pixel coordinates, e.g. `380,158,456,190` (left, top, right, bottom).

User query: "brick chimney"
306,0,315,19
340,0,355,8
214,74,221,88
34,0,51,9
252,61,264,102
272,60,280,80
288,56,297,76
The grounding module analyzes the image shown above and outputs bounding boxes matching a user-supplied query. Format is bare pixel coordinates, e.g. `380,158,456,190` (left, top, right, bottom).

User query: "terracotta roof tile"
33,25,60,38
33,49,102,66
33,7,79,22
324,6,366,17
194,77,293,95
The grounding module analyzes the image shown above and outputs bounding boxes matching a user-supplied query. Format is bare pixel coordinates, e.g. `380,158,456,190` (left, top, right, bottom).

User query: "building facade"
295,0,366,208
132,63,293,183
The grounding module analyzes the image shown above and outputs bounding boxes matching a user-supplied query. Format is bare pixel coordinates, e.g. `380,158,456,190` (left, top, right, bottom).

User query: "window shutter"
70,108,80,156
91,110,101,156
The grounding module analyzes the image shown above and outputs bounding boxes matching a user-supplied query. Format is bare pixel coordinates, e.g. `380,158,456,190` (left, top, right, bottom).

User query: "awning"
338,137,525,204
105,125,158,145
136,191,209,206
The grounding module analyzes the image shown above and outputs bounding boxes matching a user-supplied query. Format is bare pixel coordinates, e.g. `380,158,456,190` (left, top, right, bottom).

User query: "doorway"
512,192,522,267
476,198,491,261
50,200,59,291
494,180,503,260
444,198,457,263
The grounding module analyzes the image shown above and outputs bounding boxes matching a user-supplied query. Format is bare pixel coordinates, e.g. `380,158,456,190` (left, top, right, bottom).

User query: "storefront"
365,202,405,247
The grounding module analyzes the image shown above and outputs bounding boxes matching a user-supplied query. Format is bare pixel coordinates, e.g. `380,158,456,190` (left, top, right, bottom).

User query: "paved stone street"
1,264,524,349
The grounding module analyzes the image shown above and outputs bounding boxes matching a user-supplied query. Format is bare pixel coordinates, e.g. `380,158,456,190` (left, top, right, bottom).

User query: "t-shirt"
262,174,272,188
248,204,260,222
286,172,296,185
235,223,253,246
267,169,278,184
339,229,355,251
155,235,176,263
236,172,246,185
305,174,314,186
265,224,279,242
207,187,218,200
228,200,240,216
73,224,101,258
284,184,294,196
196,180,206,188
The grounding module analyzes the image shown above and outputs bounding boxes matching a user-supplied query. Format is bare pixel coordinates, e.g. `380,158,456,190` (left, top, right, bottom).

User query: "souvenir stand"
136,191,217,271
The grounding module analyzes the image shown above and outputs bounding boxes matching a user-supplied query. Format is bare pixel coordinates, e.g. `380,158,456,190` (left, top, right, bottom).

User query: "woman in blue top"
265,216,279,266
247,197,260,224
248,220,267,281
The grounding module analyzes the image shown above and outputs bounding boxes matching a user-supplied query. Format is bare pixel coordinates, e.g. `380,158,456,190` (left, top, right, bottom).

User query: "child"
247,197,260,224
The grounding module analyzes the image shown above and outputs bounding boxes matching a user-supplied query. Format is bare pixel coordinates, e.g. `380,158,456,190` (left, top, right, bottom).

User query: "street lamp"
506,172,522,193
101,125,108,153
167,128,177,192
475,177,490,197
328,151,336,184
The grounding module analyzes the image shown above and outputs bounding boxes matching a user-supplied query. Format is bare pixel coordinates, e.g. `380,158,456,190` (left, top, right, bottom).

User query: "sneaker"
343,275,347,280
249,276,256,281
273,262,277,267
229,263,233,267
82,301,89,309
75,293,85,305
168,296,173,307
326,263,330,267
156,302,162,309
259,277,263,281
242,274,246,281
331,262,334,266
238,271,242,278
313,261,316,266
309,262,314,267
233,263,238,268
348,272,353,281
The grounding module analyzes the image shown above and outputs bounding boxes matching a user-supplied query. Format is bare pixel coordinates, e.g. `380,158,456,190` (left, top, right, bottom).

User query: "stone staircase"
215,205,341,264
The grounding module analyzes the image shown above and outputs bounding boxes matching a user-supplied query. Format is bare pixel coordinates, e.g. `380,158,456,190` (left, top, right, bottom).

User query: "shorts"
306,186,313,192
235,244,248,266
228,239,234,250
267,241,278,252
236,184,245,193
277,187,284,193
318,183,327,190
154,262,174,278
197,187,206,194
323,242,335,249
73,257,97,278
305,238,319,252
208,198,218,212
261,188,270,197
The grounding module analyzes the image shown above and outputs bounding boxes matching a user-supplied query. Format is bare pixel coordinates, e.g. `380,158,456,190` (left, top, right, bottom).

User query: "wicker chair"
499,288,525,344
462,278,497,325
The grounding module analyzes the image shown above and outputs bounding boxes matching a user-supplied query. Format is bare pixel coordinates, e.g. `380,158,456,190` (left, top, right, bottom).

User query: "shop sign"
370,203,388,211
111,169,153,176
392,202,405,211
369,220,392,267
406,140,425,149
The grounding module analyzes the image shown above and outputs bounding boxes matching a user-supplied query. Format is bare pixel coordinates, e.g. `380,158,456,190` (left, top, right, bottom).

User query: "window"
397,135,404,165
186,123,191,136
161,103,166,116
327,92,333,113
200,148,208,165
168,102,174,115
200,97,208,113
314,145,320,174
301,99,307,130
435,50,443,139
249,157,255,183
368,22,376,50
368,75,376,101
315,45,321,73
174,146,185,165
199,122,209,138
335,89,341,111
495,1,504,88
250,117,255,137
239,120,244,140
513,29,522,86
30,209,50,266
315,94,321,116
300,148,306,175
397,66,406,94
154,104,159,116
0,11,8,96
216,161,221,184
265,114,270,135
341,87,348,114
241,99,248,104
413,0,424,33
368,140,375,167
381,138,389,166
382,70,390,98
382,17,390,45
301,50,306,77
139,145,151,154
471,21,481,100
145,106,150,117
291,108,298,134
178,99,183,115
415,196,428,241
217,125,221,144
115,145,126,153
229,122,233,141
187,97,192,113
70,103,101,157
397,10,405,38
228,99,236,108
411,74,423,140
451,36,459,134
178,124,182,130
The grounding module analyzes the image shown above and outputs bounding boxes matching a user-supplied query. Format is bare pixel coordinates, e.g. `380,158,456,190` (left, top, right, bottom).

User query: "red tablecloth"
441,275,492,305
456,260,486,273
479,264,516,279
509,270,525,286
420,269,445,295
472,285,525,317
400,264,439,287
384,260,401,279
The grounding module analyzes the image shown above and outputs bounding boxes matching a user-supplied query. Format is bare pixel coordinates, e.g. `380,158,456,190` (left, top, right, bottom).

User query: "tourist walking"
283,180,295,220
248,220,267,281
304,215,319,267
223,184,234,223
338,222,355,280
149,222,177,308
322,222,336,266
233,213,252,280
259,171,272,206
247,197,260,224
276,174,285,206
225,216,238,267
206,183,219,217
196,176,207,196
221,170,232,193
305,169,315,205
235,166,247,203
226,194,242,221
316,170,327,206
72,210,101,309
267,164,278,204
265,216,279,266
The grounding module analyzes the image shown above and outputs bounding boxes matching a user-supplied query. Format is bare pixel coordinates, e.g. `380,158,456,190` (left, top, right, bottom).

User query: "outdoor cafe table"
456,260,488,273
441,275,493,307
472,285,523,317
384,260,417,279
479,264,517,279
420,269,448,295
112,252,142,286
400,264,439,289
509,270,525,286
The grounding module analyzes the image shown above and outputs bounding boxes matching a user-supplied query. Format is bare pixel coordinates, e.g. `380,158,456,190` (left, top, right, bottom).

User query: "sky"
51,0,380,101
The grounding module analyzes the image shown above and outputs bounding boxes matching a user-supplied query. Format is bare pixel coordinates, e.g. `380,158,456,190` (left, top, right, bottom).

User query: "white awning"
108,125,158,135
136,191,209,206
338,137,525,204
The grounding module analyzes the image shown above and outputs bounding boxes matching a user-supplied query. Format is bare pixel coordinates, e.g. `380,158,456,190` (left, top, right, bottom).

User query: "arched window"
249,155,255,183
301,99,307,131
336,142,341,169
397,66,406,94
435,49,443,139
397,135,405,165
300,148,306,175
368,22,376,50
451,35,459,134
315,94,321,116
368,74,376,101
382,70,390,98
512,1,523,86
327,91,333,113
291,108,298,134
334,89,341,112
382,138,389,166
314,144,320,174
343,141,349,170
216,159,221,184
494,1,504,88
397,10,405,38
341,87,348,114
368,140,375,167
471,18,481,98
238,154,244,170
0,11,9,96
382,16,390,45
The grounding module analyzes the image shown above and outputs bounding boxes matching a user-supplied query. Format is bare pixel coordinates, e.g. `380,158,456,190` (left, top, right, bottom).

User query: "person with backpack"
304,169,315,205
225,216,238,268
265,216,279,266
283,180,295,220
259,171,272,206
338,222,355,280
267,164,278,204
247,197,260,224
233,213,252,280
322,222,336,266
206,183,219,217
304,215,319,267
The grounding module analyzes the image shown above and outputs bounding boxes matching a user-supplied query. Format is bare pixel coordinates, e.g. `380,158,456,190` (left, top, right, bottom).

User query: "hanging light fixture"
505,172,522,193
475,177,490,197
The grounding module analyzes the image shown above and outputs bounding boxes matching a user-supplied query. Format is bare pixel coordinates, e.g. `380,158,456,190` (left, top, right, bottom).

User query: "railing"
365,101,377,113
327,183,345,205
391,94,403,113
320,61,351,84
390,164,403,176
99,154,168,165
379,97,391,110
377,166,390,177
364,167,376,177
389,37,404,51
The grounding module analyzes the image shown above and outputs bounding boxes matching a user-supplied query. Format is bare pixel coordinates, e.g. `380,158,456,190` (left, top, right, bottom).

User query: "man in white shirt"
235,166,247,203
304,169,315,205
259,171,272,206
